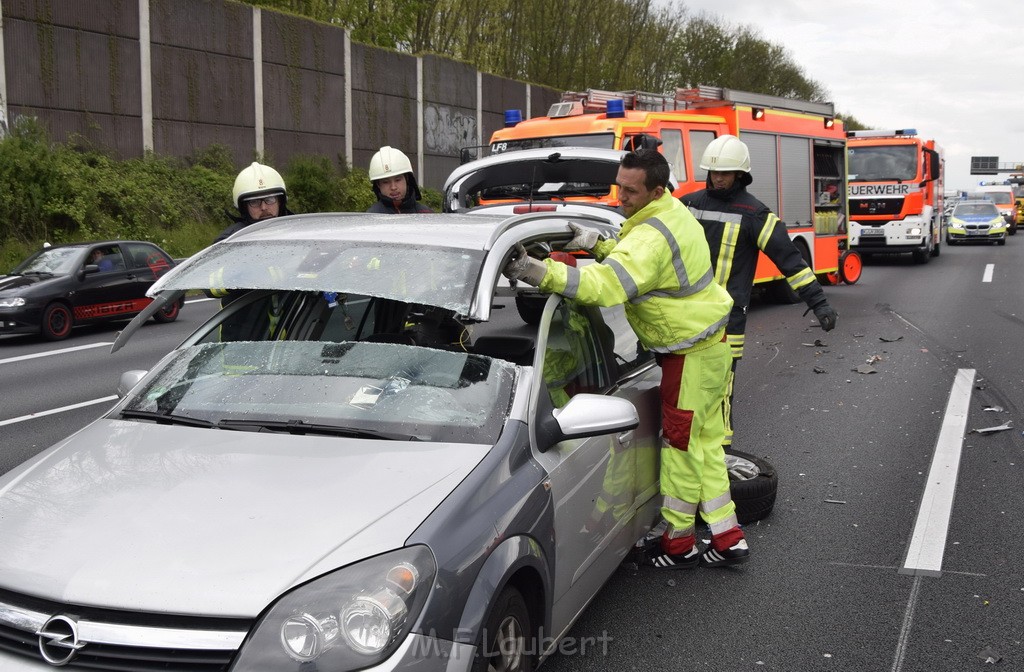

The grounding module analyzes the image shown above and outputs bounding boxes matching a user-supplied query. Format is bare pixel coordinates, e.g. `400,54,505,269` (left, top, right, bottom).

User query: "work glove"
503,243,548,286
564,222,602,252
812,302,838,332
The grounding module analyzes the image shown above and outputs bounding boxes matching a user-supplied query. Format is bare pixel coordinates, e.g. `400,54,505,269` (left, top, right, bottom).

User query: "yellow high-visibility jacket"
540,192,733,354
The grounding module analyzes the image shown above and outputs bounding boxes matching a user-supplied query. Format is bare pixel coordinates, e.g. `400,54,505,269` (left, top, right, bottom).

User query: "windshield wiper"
21,271,54,277
216,418,420,440
119,408,218,428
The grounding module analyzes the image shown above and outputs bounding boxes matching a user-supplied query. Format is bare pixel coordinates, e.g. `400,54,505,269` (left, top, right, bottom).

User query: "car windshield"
848,145,919,181
954,203,999,218
119,341,515,444
158,239,485,314
981,191,1013,206
12,247,82,275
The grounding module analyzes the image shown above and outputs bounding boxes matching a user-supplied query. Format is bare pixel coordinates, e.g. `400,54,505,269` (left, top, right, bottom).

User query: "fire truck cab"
847,129,945,262
486,86,860,291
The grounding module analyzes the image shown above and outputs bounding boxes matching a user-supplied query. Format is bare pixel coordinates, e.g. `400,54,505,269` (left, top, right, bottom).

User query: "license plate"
861,228,885,236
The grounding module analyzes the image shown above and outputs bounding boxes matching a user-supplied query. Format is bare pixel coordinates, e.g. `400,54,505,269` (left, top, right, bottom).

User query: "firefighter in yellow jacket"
504,149,749,568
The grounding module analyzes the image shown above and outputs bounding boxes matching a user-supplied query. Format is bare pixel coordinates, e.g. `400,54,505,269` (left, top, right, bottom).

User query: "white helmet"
700,134,751,173
369,146,413,182
232,162,286,208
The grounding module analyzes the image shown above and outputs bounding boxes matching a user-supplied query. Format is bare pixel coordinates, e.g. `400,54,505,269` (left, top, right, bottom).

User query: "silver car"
0,212,662,671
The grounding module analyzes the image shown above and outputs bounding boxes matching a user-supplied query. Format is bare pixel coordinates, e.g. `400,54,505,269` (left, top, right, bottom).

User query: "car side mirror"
117,370,148,398
536,393,639,452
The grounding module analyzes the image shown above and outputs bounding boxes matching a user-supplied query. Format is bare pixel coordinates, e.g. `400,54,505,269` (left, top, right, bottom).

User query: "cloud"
678,0,1024,190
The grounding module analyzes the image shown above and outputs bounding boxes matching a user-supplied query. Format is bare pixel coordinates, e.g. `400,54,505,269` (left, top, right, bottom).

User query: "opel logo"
37,615,86,666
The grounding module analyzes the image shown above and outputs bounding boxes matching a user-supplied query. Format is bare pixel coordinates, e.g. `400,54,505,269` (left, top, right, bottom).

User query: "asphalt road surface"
1,238,1022,671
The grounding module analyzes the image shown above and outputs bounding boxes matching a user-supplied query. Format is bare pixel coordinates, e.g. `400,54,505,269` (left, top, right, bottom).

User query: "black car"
0,240,183,340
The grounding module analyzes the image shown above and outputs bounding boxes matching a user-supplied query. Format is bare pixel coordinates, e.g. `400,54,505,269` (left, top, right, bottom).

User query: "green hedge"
0,119,442,272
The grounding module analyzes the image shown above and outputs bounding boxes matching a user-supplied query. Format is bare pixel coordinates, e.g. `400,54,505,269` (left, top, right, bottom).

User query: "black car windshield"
13,247,83,275
120,341,516,444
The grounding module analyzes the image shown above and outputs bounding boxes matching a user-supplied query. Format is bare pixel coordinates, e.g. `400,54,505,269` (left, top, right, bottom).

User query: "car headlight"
0,297,25,308
231,546,435,671
908,227,922,236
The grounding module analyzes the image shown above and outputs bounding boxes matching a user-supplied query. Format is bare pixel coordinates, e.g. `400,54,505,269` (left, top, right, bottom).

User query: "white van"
973,184,1018,235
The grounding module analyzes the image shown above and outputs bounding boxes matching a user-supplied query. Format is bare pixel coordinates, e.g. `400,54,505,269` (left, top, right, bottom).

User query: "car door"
123,242,174,299
72,244,141,322
532,297,662,635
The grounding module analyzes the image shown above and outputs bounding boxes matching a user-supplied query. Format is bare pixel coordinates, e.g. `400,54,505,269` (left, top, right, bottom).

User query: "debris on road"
802,339,828,347
813,366,827,374
977,645,1002,664
879,335,904,342
970,422,1013,435
853,364,877,375
824,499,847,504
983,406,1004,413
866,354,884,364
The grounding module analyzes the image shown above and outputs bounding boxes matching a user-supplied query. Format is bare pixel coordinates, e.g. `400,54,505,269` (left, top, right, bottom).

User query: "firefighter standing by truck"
682,135,838,452
504,149,750,569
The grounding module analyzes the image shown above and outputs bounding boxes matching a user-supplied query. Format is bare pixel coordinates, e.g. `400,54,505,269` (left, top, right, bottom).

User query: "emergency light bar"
846,129,918,138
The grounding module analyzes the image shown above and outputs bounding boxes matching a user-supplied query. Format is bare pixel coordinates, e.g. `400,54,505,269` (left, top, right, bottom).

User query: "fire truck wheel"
723,449,778,524
838,250,862,285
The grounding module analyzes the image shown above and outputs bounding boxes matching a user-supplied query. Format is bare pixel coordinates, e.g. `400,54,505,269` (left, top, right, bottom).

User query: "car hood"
0,273,55,293
0,420,489,617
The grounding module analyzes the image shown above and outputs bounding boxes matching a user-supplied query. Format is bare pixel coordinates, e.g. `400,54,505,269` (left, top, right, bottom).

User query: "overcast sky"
679,0,1024,192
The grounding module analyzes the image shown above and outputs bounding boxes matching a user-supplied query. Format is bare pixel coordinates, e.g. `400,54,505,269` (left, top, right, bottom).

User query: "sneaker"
701,539,750,567
644,542,700,570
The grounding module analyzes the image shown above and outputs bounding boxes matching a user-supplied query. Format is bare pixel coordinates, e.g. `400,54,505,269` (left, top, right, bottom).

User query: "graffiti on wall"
424,104,476,155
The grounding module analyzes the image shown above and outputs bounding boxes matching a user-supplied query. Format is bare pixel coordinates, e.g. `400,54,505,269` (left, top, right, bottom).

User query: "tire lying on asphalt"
722,449,778,524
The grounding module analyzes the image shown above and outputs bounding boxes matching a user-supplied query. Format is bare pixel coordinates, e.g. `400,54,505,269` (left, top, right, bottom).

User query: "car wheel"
152,298,182,323
473,586,533,672
515,293,546,326
724,449,778,524
41,303,74,341
998,238,1006,246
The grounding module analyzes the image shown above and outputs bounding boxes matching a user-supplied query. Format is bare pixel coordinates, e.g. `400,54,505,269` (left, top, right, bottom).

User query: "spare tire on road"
723,449,778,524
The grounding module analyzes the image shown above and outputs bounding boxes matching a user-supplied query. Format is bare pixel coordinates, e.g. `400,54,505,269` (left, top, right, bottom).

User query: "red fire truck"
487,86,862,292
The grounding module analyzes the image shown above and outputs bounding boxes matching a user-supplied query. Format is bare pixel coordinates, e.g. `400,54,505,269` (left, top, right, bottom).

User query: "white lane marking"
900,368,974,577
889,575,923,672
982,264,994,283
0,342,113,365
0,395,119,427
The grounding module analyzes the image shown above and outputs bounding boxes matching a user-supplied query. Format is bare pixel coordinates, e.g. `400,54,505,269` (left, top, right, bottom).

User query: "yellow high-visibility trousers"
658,337,739,540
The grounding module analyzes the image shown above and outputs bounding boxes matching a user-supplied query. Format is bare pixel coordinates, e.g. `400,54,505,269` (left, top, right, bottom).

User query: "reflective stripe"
644,217,693,296
757,213,780,250
787,266,816,291
562,265,581,298
647,315,729,354
700,491,733,514
663,495,699,516
715,221,741,287
665,522,696,539
708,512,739,536
634,267,713,302
727,334,745,359
688,208,743,226
605,258,639,299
